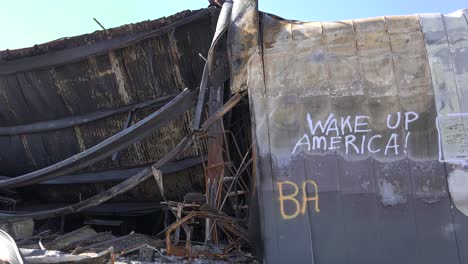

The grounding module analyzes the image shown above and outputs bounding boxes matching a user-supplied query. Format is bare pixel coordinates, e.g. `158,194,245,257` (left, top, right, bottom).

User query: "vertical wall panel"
323,20,381,264
262,15,316,263
443,10,468,264
293,21,347,263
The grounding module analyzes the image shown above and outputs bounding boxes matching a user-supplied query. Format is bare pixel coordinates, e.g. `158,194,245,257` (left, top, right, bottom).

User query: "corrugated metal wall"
244,7,468,264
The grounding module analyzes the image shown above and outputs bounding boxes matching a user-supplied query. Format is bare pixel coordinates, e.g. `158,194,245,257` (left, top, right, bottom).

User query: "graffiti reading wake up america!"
291,112,419,155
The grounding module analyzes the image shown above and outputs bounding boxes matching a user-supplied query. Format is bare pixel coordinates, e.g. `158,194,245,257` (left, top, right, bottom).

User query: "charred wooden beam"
0,89,196,189
0,92,244,223
0,94,175,136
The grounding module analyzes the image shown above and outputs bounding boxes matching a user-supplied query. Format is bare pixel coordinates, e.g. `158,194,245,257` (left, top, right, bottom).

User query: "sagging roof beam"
0,92,244,223
0,94,175,136
0,88,196,189
37,156,204,185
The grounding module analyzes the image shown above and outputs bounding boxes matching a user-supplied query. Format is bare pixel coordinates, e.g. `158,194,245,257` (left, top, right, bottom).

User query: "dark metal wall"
237,4,468,263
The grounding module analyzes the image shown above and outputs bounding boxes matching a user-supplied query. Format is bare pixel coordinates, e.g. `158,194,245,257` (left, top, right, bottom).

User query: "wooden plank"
0,41,201,173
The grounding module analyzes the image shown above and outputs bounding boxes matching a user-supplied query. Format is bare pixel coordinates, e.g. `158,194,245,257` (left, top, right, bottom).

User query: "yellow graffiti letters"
277,181,301,220
301,180,320,214
277,180,320,220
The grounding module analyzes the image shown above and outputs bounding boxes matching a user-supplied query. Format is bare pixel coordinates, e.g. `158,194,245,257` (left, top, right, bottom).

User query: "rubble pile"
1,224,254,263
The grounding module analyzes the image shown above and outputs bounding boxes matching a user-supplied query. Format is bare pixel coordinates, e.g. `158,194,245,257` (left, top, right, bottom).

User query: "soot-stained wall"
240,4,468,264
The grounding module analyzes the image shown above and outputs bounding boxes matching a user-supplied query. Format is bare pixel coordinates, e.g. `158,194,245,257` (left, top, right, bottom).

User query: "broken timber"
0,88,196,189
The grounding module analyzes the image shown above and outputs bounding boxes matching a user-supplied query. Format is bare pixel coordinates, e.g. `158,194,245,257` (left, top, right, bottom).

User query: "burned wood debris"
0,1,255,263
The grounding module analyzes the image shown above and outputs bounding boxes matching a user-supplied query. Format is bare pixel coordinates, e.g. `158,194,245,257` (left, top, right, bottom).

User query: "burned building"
1,1,468,263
